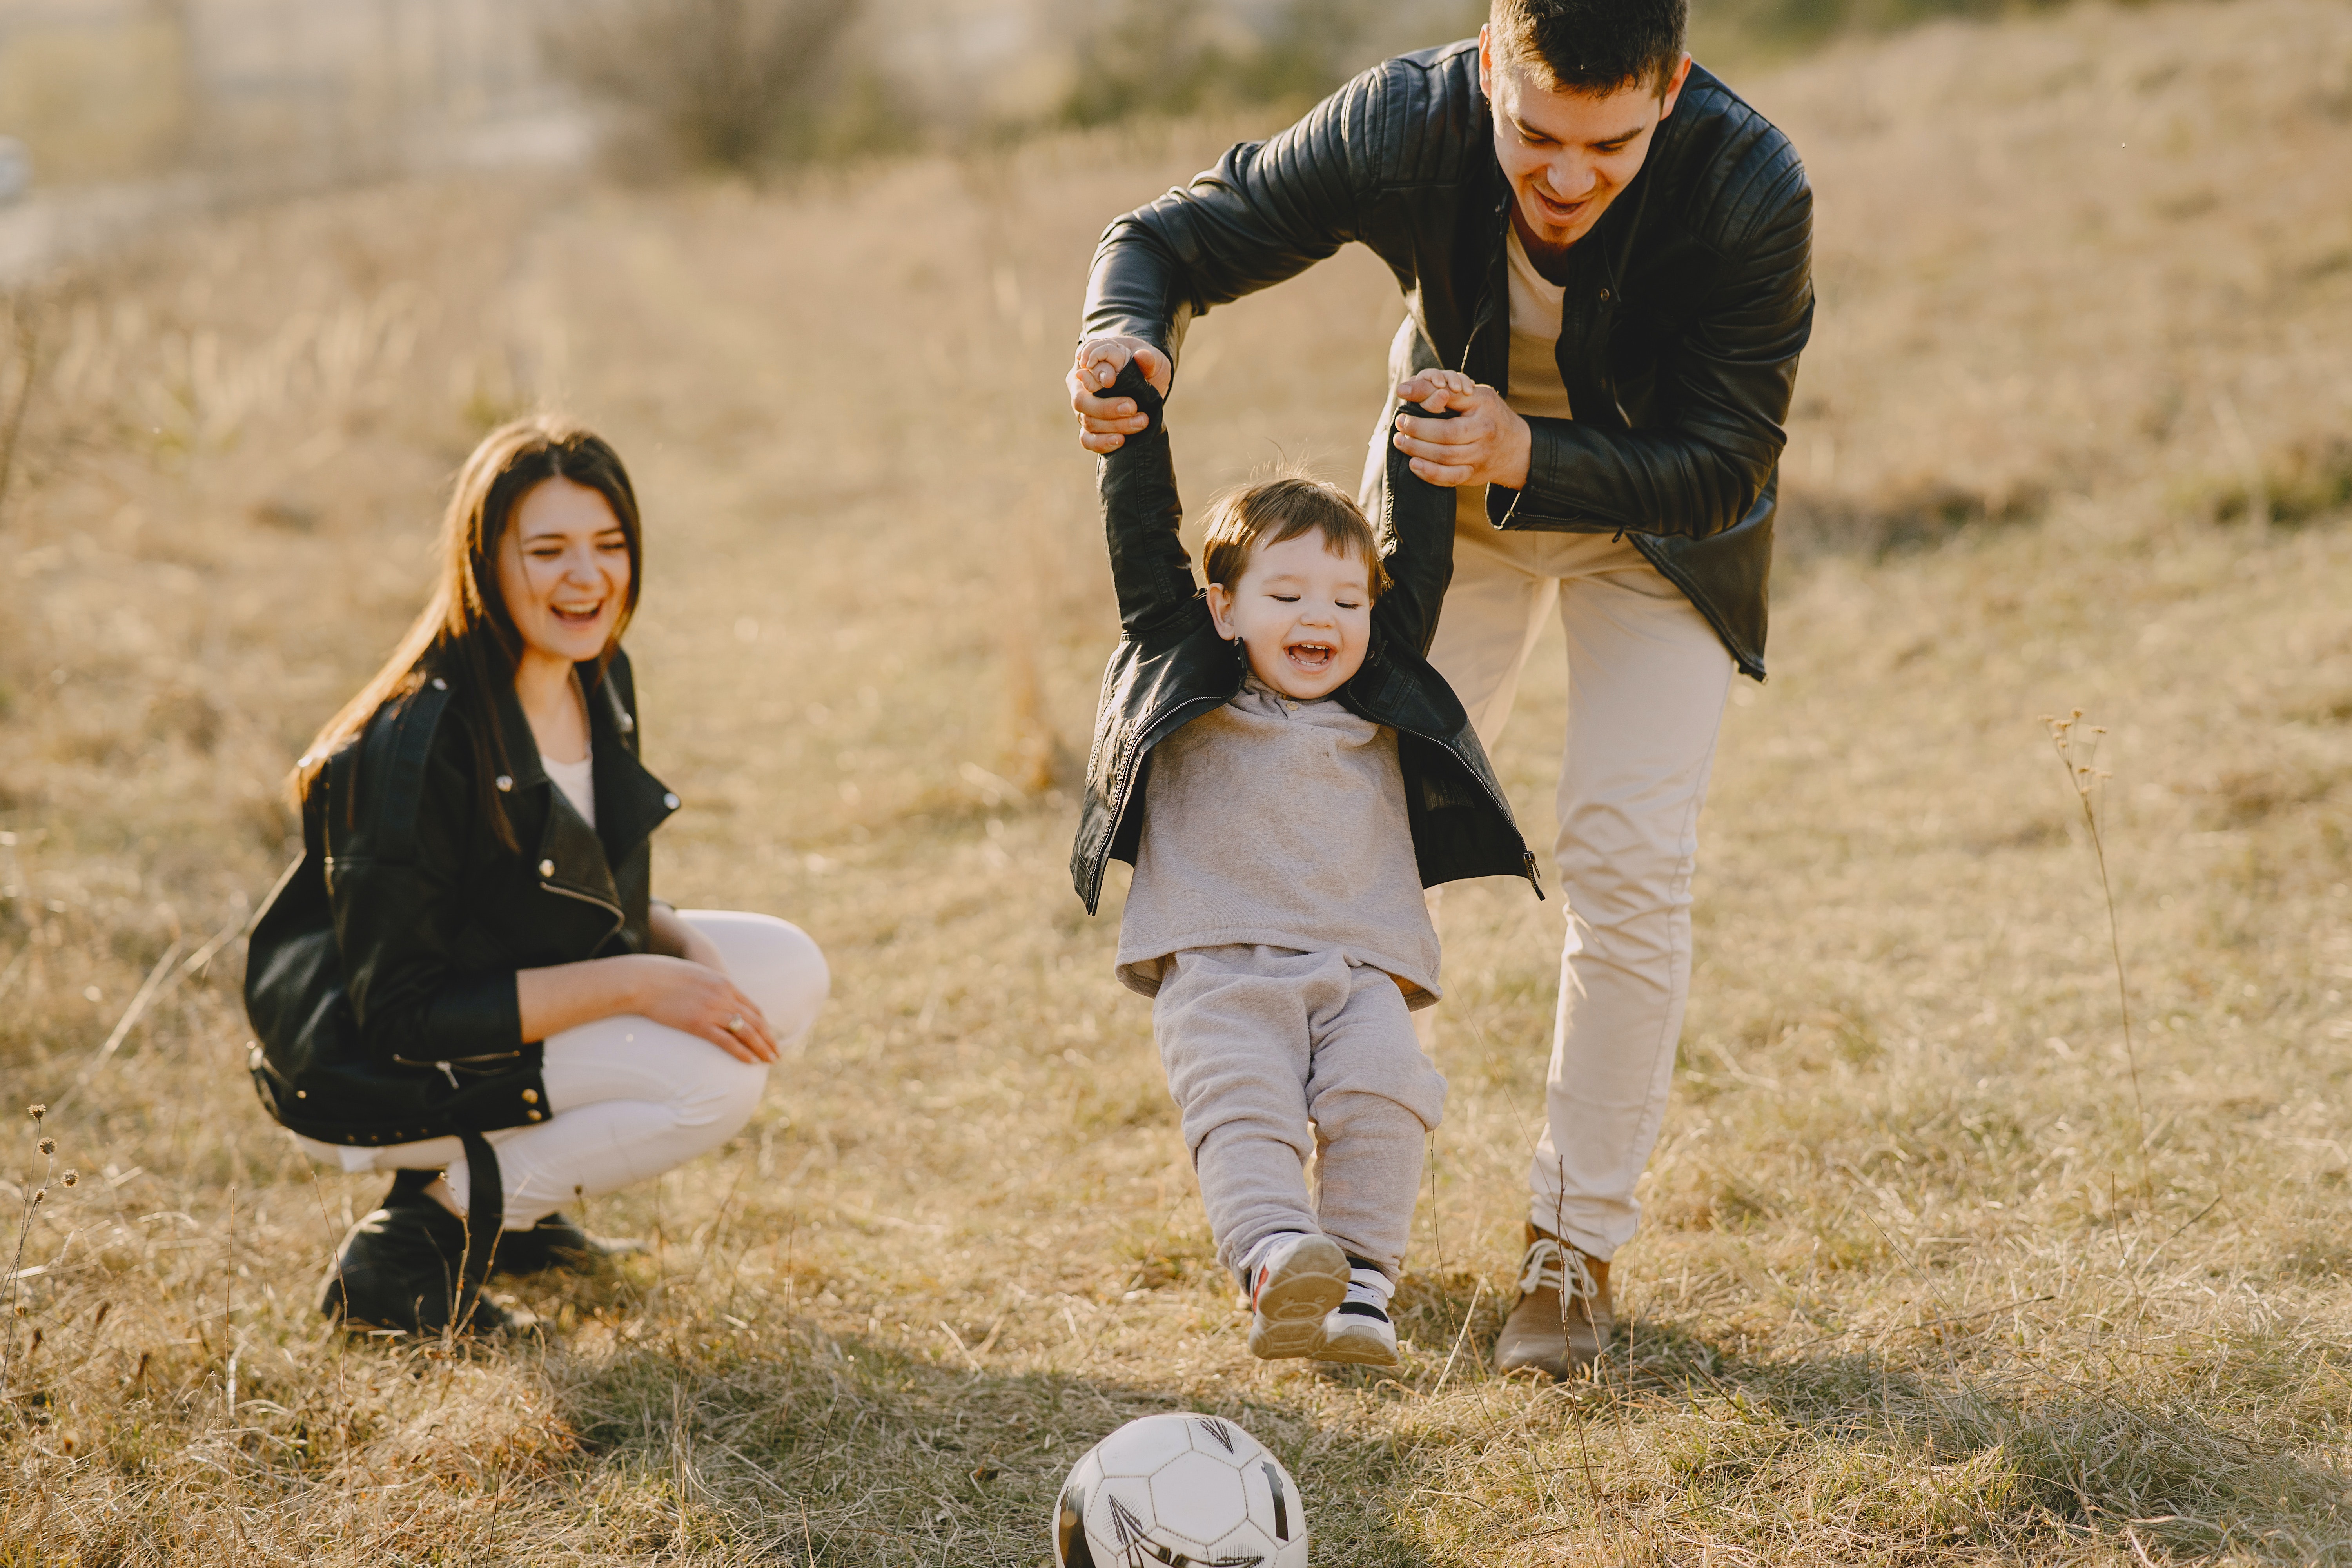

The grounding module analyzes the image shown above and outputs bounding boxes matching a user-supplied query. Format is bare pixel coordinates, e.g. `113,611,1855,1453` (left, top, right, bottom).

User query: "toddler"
1070,357,1538,1365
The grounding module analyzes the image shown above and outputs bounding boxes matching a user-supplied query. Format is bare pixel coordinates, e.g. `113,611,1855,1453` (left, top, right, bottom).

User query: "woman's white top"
543,748,596,829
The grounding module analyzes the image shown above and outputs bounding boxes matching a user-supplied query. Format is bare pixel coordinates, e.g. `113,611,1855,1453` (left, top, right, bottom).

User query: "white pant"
1425,517,1734,1261
296,910,828,1229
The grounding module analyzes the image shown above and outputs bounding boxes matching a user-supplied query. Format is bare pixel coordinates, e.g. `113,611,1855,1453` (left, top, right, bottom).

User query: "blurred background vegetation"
0,0,2140,195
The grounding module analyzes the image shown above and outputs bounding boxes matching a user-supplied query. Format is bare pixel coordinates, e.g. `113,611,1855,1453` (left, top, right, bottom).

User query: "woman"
244,416,827,1335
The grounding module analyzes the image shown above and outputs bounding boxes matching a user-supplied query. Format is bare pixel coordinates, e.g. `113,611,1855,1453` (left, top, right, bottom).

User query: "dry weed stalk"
2,1104,54,1404
2042,709,2151,1205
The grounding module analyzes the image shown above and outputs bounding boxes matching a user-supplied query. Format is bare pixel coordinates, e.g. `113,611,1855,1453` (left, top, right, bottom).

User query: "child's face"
1205,532,1376,701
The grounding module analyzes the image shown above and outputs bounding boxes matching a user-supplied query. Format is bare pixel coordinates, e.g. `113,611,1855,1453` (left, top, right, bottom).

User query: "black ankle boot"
319,1178,517,1336
492,1210,643,1276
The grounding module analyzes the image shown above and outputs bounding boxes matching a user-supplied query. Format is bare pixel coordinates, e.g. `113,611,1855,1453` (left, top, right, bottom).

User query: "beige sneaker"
1313,1300,1400,1367
1244,1234,1351,1360
1492,1225,1612,1378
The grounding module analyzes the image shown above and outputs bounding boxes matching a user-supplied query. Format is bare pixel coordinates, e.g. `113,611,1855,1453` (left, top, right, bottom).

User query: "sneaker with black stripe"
1313,1256,1399,1367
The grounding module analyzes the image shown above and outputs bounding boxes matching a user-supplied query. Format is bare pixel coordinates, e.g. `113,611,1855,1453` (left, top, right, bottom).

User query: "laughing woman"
244,416,828,1335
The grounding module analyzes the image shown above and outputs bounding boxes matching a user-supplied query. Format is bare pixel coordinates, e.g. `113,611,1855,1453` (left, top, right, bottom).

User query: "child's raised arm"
1371,374,1470,660
1097,357,1201,646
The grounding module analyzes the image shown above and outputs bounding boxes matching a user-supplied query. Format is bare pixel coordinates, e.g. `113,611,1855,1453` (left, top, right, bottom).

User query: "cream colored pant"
295,911,828,1229
1426,516,1735,1261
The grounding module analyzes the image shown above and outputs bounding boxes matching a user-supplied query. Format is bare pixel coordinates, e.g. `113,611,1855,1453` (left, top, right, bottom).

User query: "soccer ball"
1053,1412,1308,1568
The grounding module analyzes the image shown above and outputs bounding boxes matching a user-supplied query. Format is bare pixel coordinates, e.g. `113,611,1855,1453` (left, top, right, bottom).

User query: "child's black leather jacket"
243,651,678,1146
1069,362,1540,914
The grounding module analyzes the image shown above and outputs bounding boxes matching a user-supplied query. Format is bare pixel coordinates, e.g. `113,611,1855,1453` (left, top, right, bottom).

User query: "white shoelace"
1516,1235,1599,1302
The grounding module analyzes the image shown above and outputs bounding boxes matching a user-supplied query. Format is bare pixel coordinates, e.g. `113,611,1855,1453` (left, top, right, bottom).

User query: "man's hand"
1069,336,1174,453
1393,370,1533,489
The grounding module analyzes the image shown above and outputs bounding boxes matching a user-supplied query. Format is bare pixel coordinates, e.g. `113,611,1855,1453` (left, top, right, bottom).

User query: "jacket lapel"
583,661,678,864
487,665,675,911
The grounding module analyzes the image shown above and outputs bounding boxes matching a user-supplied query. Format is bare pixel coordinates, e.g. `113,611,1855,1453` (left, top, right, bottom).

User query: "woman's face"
496,477,632,668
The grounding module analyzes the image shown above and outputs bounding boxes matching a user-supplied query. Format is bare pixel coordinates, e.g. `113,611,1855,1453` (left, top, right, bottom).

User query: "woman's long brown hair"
292,416,644,849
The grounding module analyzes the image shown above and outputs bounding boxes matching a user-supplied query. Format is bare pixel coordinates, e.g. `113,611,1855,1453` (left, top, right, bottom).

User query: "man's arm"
1071,67,1387,451
1502,171,1813,538
1390,163,1814,541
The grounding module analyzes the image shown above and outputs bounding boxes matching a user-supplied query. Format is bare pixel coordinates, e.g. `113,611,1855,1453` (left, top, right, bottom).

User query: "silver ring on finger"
727,1014,746,1033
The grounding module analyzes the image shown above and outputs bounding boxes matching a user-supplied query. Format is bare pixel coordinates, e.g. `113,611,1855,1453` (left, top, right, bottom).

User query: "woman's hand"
626,954,779,1064
516,946,779,1064
1392,370,1533,489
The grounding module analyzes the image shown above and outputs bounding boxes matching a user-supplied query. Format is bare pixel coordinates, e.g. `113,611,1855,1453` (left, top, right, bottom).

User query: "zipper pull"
436,1061,460,1090
1524,850,1546,900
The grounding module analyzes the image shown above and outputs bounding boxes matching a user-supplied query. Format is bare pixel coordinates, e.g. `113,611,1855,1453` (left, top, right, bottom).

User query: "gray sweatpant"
1153,945,1448,1283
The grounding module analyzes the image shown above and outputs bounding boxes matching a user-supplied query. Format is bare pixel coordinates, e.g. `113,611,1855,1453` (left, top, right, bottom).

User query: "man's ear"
1657,51,1693,118
1476,24,1494,100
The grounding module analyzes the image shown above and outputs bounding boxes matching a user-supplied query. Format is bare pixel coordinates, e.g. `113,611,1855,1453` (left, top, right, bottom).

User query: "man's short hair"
1489,0,1689,95
1200,476,1390,599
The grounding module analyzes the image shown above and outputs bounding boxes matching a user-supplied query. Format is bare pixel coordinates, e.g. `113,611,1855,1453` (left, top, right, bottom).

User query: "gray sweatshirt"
1114,678,1441,1009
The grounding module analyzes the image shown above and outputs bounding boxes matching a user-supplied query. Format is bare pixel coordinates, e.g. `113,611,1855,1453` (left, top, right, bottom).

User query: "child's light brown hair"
1200,476,1391,597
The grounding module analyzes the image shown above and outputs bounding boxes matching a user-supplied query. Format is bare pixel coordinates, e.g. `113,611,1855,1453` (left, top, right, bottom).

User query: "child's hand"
1392,372,1532,489
1070,336,1173,453
1395,368,1482,413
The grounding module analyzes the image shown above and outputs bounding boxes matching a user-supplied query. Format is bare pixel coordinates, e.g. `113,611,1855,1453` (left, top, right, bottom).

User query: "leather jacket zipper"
539,877,626,948
393,1049,524,1073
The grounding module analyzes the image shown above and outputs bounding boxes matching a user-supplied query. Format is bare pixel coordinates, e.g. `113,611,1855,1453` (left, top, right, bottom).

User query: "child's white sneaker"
1315,1301,1399,1365
1243,1233,1350,1360
1313,1259,1400,1367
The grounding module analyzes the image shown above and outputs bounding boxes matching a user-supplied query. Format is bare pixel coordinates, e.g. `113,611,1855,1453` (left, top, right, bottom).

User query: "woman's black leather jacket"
1070,362,1540,914
1082,43,1814,680
243,651,679,1145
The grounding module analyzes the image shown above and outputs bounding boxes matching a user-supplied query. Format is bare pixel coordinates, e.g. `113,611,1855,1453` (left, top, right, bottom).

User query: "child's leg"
1305,960,1449,1282
1154,945,1340,1281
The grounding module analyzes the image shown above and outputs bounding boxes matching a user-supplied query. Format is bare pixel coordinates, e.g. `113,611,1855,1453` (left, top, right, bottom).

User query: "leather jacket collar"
486,662,679,911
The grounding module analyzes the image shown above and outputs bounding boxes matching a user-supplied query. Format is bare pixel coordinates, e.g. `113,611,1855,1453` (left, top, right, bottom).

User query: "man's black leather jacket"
1071,362,1539,913
243,651,679,1146
1082,42,1813,679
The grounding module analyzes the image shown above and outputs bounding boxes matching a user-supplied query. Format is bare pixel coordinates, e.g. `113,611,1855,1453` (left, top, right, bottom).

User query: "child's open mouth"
1285,641,1335,672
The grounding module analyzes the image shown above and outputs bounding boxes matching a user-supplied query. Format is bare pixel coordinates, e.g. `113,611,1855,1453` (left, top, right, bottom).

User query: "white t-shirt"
1455,224,1575,530
543,749,596,829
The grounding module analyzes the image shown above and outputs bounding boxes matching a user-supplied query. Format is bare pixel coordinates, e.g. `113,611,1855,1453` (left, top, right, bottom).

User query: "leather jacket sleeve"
1083,52,1814,547
1099,363,1204,648
1371,399,1461,658
328,723,524,1066
1082,70,1382,370
1499,165,1813,539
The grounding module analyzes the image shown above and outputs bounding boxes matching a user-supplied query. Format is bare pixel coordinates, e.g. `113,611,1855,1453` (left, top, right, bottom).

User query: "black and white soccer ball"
1053,1412,1308,1568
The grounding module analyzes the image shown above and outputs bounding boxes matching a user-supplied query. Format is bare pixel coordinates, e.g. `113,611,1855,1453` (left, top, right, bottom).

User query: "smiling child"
1072,359,1539,1367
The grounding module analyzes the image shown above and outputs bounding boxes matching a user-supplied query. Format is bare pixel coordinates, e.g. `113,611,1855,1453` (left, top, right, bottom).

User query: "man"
1066,0,1811,1377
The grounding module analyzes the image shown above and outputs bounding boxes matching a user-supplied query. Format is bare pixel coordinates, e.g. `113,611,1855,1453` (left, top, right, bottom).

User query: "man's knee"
1554,818,1698,927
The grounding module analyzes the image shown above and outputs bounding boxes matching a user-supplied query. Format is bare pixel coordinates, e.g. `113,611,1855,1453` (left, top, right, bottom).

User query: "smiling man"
1067,0,1812,1377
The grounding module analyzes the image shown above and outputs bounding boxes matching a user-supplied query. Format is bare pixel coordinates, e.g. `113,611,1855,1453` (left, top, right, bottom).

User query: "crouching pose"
244,416,828,1335
1073,359,1539,1366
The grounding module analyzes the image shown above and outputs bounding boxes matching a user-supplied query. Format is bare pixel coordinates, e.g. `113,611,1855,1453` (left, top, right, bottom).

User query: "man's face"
1480,28,1691,256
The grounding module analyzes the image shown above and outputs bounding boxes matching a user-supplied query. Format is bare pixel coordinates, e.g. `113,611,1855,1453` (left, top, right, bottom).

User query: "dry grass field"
4,0,2351,1561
